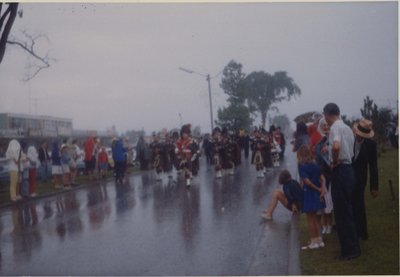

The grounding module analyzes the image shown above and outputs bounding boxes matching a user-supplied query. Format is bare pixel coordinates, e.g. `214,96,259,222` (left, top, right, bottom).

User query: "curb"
288,213,301,275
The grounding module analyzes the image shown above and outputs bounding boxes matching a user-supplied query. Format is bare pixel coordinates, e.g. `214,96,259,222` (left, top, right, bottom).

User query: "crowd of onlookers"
4,136,135,202
262,102,380,261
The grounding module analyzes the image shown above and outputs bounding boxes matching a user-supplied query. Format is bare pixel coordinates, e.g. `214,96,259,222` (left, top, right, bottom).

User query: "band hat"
353,119,375,139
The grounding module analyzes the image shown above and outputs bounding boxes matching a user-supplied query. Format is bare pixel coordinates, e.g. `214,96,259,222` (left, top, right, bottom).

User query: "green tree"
217,60,253,130
216,104,253,131
245,71,301,128
220,60,247,105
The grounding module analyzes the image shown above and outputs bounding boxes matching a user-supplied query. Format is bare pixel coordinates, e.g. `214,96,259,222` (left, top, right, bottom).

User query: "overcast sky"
0,2,397,134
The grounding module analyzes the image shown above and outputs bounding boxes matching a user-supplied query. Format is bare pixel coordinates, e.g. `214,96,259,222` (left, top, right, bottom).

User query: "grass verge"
299,148,399,275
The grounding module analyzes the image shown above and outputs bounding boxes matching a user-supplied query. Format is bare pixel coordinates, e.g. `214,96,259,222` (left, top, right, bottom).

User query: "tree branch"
7,30,54,81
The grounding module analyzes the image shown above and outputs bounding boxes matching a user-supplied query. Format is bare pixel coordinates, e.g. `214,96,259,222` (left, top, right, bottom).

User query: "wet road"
0,153,299,276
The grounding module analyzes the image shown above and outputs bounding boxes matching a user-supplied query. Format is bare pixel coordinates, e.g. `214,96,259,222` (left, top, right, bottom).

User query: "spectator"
112,137,127,184
6,139,22,201
27,143,40,197
297,145,326,250
308,112,323,159
60,143,71,189
315,118,334,234
98,147,109,179
84,137,96,180
69,139,81,185
19,141,30,198
260,169,303,220
323,102,361,260
51,141,63,189
352,119,379,240
38,140,50,182
292,122,309,152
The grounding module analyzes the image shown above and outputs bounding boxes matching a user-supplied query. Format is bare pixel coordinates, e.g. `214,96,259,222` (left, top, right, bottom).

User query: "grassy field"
299,148,399,275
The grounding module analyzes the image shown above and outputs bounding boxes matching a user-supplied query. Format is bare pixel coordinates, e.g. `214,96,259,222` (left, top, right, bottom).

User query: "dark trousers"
114,161,126,180
352,179,368,239
331,164,361,257
244,146,249,159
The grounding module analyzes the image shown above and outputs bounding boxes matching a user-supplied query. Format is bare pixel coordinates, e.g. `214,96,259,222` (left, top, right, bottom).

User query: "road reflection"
11,204,42,262
115,179,135,215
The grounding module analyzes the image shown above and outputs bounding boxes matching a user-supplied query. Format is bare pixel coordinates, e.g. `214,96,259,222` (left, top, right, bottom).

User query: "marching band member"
251,130,266,178
175,124,199,187
212,127,223,178
150,133,164,181
163,132,176,180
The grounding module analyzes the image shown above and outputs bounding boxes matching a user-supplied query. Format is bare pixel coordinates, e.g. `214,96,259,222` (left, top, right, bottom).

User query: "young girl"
315,118,334,234
98,147,109,179
261,169,303,220
297,145,326,250
60,144,71,189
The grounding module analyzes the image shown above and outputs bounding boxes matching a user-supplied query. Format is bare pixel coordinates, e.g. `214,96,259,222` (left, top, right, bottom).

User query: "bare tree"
8,30,54,81
1,3,53,81
0,3,18,63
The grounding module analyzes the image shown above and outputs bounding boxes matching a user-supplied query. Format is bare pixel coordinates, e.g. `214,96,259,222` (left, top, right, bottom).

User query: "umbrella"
293,111,319,124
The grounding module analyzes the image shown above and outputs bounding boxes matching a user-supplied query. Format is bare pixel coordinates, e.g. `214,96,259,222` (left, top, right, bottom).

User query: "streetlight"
179,66,220,133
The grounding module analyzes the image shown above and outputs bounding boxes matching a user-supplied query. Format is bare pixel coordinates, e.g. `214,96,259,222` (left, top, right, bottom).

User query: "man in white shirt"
323,103,360,261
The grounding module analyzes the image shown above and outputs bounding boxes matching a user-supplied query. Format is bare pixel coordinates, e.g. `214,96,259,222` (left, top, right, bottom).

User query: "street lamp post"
179,67,216,132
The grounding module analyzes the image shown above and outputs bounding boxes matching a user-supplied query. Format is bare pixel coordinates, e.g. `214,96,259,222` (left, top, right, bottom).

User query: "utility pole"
206,74,214,131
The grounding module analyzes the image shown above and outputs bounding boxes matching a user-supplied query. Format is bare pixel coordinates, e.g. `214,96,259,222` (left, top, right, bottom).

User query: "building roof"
0,113,72,122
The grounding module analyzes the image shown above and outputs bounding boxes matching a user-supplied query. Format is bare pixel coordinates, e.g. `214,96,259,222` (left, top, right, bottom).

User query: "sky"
0,2,398,134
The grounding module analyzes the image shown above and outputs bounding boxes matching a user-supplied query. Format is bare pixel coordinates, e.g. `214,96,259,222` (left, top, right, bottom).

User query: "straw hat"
353,119,374,139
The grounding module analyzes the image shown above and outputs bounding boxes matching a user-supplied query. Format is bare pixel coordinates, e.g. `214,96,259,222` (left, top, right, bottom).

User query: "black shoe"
334,252,361,261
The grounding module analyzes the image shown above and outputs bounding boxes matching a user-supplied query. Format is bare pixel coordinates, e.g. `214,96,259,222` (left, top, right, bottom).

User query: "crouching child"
261,169,303,220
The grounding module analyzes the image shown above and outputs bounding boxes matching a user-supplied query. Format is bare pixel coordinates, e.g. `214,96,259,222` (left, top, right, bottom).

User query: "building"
0,113,73,138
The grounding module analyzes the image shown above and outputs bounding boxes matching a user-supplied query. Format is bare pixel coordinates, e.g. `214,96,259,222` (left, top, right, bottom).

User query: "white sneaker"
319,241,325,248
326,226,332,234
216,171,222,179
321,226,327,234
301,242,320,250
186,179,191,187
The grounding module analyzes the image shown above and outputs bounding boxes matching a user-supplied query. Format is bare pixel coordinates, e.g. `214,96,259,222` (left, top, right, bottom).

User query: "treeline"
216,60,301,131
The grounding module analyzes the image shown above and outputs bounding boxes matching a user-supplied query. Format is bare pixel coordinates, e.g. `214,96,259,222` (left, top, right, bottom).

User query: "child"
261,169,303,220
60,144,71,189
98,147,109,179
315,118,334,234
297,144,326,250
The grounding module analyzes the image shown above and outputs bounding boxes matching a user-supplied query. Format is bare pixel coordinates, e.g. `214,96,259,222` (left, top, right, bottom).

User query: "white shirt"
5,139,21,172
328,119,354,164
27,146,40,168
